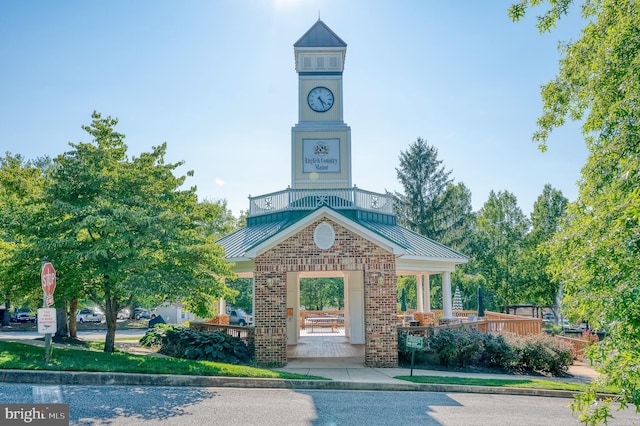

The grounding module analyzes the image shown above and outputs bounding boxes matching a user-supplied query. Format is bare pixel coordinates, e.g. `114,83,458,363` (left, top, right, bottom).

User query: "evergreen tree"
392,138,452,241
392,138,473,255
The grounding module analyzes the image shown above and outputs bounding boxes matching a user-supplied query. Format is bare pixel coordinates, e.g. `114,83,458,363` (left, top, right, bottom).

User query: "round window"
313,222,335,250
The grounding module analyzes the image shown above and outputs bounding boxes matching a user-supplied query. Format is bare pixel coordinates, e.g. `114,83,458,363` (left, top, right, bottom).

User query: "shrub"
452,327,484,367
506,334,573,376
399,327,574,376
139,323,179,347
428,327,484,367
480,332,516,370
141,326,252,364
429,328,459,367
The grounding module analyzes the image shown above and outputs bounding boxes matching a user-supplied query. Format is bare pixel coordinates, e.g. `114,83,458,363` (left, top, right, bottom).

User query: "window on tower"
316,57,325,69
329,56,338,69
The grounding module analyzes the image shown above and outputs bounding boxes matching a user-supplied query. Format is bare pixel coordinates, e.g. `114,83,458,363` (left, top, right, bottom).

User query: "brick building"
217,20,467,367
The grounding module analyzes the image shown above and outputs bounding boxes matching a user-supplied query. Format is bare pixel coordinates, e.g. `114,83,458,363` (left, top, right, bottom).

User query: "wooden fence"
398,311,543,338
554,335,591,361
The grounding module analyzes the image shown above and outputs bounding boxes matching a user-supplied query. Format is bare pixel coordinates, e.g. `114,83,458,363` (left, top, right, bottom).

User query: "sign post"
41,259,57,363
406,335,424,377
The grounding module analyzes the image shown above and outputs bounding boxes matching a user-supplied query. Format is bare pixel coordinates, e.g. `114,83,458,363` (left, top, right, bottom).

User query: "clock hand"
317,97,326,107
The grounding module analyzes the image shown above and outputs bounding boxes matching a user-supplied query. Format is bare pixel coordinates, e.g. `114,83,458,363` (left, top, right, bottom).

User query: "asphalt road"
0,328,147,340
1,383,638,426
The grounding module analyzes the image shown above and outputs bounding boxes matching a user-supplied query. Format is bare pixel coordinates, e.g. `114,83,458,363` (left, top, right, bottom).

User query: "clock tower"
292,20,351,190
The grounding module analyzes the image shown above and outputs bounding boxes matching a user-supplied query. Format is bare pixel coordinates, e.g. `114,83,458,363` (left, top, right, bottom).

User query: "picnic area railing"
397,310,543,337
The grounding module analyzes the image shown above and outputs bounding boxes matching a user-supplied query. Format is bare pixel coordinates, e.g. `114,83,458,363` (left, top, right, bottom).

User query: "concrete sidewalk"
274,357,600,385
0,337,602,398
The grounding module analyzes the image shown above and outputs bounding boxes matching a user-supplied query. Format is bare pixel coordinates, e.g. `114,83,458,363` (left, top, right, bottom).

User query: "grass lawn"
396,375,619,394
0,341,325,380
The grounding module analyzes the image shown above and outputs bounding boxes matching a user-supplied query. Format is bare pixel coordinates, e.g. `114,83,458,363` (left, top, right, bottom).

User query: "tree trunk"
2,295,10,326
55,299,69,338
68,298,78,338
103,296,118,353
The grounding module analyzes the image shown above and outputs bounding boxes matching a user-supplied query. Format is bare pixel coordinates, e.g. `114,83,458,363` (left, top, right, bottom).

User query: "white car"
76,308,104,323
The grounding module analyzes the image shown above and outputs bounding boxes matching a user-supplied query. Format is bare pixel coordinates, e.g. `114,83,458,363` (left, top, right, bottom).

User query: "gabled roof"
294,20,347,48
216,207,467,265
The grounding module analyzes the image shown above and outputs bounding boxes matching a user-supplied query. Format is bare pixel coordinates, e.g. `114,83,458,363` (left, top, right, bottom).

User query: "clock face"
307,87,334,112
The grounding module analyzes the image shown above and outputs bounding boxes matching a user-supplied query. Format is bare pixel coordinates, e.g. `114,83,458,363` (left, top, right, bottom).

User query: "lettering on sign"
406,335,423,349
37,308,57,335
302,139,340,173
41,262,56,297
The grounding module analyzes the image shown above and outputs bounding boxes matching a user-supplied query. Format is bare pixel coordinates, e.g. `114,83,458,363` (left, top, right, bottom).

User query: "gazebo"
217,188,467,367
215,19,467,367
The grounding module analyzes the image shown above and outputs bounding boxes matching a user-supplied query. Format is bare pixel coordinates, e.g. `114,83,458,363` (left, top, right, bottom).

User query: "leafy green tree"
0,154,50,324
396,276,417,310
192,199,239,239
510,0,640,421
21,112,235,352
300,278,343,310
474,191,530,310
519,184,568,313
226,278,252,312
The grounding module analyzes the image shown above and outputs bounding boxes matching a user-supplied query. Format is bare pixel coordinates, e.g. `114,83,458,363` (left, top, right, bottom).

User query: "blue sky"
0,1,587,217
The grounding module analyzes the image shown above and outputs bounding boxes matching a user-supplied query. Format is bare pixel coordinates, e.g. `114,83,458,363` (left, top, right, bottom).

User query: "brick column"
364,264,398,368
253,273,288,367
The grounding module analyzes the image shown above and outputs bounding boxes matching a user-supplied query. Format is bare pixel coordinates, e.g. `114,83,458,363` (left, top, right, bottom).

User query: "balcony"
248,187,394,217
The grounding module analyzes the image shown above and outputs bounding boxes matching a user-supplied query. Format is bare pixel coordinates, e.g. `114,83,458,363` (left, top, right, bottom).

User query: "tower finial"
318,11,321,21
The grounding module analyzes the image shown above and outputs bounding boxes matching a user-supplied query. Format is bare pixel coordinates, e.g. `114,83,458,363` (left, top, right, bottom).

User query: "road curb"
0,369,585,398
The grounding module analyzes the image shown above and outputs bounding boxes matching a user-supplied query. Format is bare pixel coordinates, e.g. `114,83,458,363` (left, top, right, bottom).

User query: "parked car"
15,312,37,323
134,308,156,320
117,309,130,320
76,308,104,323
228,309,253,326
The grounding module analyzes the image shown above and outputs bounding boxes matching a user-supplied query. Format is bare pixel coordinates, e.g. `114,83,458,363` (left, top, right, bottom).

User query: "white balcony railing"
249,187,394,217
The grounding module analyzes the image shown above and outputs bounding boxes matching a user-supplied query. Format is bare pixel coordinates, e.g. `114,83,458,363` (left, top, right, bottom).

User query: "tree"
510,1,640,421
226,278,252,312
23,112,235,352
0,154,51,325
392,139,475,252
192,199,239,240
392,138,453,241
436,183,476,255
396,276,417,310
474,190,530,310
519,184,568,313
300,278,343,310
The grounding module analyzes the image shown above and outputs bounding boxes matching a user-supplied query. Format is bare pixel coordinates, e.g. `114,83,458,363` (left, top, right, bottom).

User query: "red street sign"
41,262,56,297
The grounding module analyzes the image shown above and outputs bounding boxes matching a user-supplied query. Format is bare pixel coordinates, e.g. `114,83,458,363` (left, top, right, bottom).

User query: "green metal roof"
358,219,467,260
216,208,467,263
